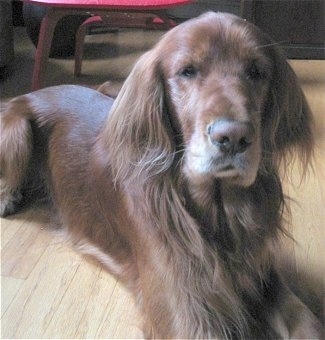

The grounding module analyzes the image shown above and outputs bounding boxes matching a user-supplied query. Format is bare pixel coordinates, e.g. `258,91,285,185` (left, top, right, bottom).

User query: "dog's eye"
246,63,264,81
179,65,198,78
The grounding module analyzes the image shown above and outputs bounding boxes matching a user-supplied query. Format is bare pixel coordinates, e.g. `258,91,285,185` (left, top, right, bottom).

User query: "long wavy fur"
96,19,314,337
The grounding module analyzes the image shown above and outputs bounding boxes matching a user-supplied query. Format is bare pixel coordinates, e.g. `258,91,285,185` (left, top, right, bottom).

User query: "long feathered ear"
99,50,175,185
262,44,314,171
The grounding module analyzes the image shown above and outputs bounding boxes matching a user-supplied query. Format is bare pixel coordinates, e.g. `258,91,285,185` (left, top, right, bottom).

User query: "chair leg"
74,22,87,76
74,16,103,77
31,8,66,90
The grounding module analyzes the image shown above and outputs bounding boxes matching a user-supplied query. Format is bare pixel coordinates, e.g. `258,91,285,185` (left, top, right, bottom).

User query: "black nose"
207,119,255,154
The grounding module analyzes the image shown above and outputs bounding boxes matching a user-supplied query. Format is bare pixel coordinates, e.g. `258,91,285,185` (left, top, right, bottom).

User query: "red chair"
23,0,193,90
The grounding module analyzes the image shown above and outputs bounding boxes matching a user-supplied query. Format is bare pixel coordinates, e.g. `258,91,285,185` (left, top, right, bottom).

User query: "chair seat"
25,0,192,10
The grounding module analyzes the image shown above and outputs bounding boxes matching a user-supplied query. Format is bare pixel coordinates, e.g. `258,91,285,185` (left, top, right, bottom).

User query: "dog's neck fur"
182,171,283,253
126,168,284,338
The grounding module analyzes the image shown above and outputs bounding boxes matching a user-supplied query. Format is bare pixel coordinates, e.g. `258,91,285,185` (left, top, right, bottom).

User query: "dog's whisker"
256,41,286,49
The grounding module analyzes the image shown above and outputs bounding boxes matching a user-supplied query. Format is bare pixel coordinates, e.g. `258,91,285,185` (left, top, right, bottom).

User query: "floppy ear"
100,50,175,185
262,45,313,169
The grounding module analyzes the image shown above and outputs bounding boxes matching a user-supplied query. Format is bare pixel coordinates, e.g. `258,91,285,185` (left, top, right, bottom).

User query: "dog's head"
106,12,313,188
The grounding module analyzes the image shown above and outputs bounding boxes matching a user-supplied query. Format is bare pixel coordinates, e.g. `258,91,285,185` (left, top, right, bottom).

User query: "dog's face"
159,13,274,187
108,12,312,190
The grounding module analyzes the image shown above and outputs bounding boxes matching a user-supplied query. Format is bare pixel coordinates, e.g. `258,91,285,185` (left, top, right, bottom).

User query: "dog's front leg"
271,285,324,339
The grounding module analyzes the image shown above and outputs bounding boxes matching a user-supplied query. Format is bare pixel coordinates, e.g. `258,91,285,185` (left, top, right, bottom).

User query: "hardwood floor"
1,26,324,339
1,209,143,339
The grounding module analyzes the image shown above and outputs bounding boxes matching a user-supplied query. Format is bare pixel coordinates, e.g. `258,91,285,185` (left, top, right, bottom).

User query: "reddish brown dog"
1,12,323,339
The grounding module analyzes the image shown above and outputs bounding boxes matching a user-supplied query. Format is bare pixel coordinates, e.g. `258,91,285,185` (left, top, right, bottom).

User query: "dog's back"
0,85,113,216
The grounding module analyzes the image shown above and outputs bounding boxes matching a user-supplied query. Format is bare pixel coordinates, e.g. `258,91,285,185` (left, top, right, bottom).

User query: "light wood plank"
72,268,120,339
1,217,53,280
96,282,143,339
42,262,117,339
1,276,24,317
1,240,81,339
0,210,34,250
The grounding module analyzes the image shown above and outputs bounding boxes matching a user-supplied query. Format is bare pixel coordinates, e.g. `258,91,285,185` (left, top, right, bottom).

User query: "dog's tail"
0,96,33,216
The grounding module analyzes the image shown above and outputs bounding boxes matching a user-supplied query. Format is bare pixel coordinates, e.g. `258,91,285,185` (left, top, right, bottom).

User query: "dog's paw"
0,184,22,217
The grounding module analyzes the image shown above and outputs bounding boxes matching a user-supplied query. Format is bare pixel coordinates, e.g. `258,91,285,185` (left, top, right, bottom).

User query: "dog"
1,12,323,339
